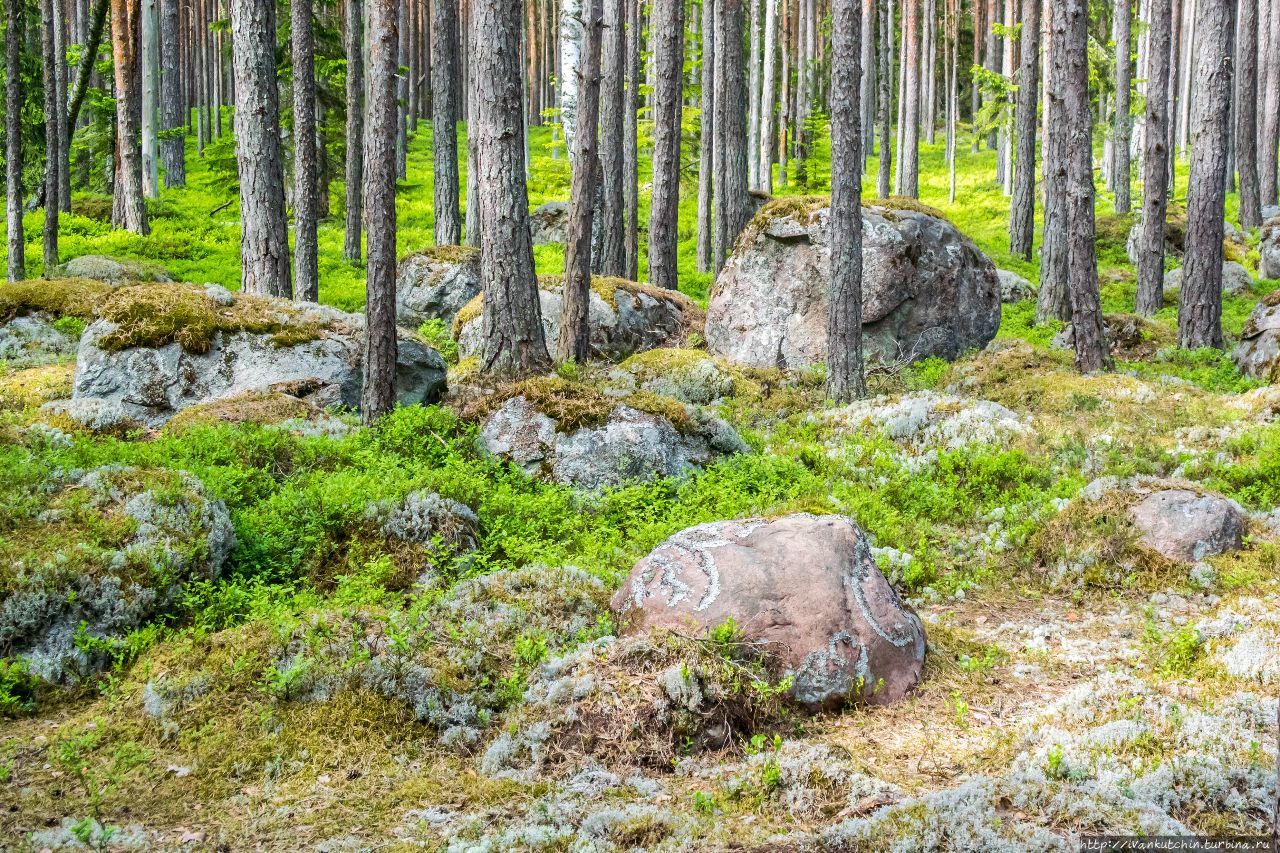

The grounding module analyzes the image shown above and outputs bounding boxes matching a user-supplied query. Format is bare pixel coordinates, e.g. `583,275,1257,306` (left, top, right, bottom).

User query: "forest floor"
0,127,1278,851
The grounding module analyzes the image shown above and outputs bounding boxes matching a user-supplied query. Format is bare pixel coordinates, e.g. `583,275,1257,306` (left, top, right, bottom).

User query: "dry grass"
0,362,75,410
0,277,115,322
162,391,319,434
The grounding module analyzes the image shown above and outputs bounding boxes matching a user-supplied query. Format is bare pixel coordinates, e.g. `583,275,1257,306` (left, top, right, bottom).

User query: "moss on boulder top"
162,390,320,434
405,244,480,266
463,375,695,435
741,195,952,251
0,278,116,323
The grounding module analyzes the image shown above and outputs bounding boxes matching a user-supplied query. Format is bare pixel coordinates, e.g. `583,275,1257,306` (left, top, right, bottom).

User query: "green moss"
412,244,480,265
163,391,317,435
451,293,484,338
465,375,697,435
95,283,327,353
870,195,950,222
0,277,115,322
0,363,75,410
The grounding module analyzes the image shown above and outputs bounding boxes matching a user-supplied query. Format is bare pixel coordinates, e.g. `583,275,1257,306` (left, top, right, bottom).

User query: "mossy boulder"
0,362,75,410
474,377,747,489
61,254,171,283
61,283,448,428
1163,262,1253,298
0,312,81,368
707,197,1000,370
454,276,704,363
1232,290,1280,382
528,201,570,245
1261,218,1280,280
161,390,321,434
607,348,741,404
395,245,482,327
0,466,234,683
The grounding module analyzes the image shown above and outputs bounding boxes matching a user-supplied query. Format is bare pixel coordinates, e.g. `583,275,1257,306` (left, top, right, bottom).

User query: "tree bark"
758,0,778,192
42,0,61,270
1037,0,1069,323
141,0,159,197
746,0,761,188
475,0,551,377
363,0,399,422
53,0,69,211
1136,0,1171,315
111,0,149,233
1063,0,1110,373
1261,0,1280,207
712,0,749,273
231,0,290,296
5,0,24,281
432,0,461,244
1179,0,1232,349
1008,0,1039,259
622,0,640,279
559,0,603,362
159,0,185,186
596,0,625,276
696,0,715,272
292,0,319,301
648,0,684,289
343,0,366,260
1234,0,1260,228
877,0,891,198
900,0,920,197
828,0,866,402
67,0,109,138
1113,0,1132,212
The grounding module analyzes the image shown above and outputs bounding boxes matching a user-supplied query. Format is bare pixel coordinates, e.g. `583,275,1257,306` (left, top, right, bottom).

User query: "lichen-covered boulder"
529,201,570,245
58,282,447,428
0,312,80,368
1261,220,1280,281
395,246,482,327
62,254,171,282
476,379,746,489
997,270,1037,304
0,467,234,682
606,349,741,404
614,514,926,708
826,391,1030,458
1129,489,1246,564
1163,262,1252,297
455,276,703,362
706,198,1000,369
1232,292,1280,381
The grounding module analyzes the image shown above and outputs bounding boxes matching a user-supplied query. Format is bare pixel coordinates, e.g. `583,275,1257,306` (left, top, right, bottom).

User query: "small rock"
996,270,1037,304
529,201,570,245
1129,489,1246,563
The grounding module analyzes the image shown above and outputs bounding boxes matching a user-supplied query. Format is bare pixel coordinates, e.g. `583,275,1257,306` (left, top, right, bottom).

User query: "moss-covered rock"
453,276,704,363
162,390,320,434
61,254,172,283
0,467,234,683
0,362,75,410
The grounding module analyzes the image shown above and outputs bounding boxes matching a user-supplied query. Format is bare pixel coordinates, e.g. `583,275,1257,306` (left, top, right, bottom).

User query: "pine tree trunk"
713,0,750,273
5,0,25,282
970,0,981,151
1179,0,1232,349
344,0,366,260
1036,0,1069,323
1235,0,1259,228
747,0,762,189
877,0,891,198
396,0,408,180
1063,0,1110,373
559,0,603,362
828,0,866,402
475,0,551,377
111,0,149,233
984,0,998,150
141,0,159,197
999,0,1014,193
901,0,919,197
1008,0,1039,259
696,0,715,272
362,0,399,422
1136,0,1171,316
292,0,319,301
1261,0,1280,207
54,0,69,210
231,0,290,296
648,0,684,289
159,0,185,186
1113,0,1132,213
860,0,874,162
432,0,462,244
759,0,778,192
596,0,626,275
622,0,640,279
42,0,61,269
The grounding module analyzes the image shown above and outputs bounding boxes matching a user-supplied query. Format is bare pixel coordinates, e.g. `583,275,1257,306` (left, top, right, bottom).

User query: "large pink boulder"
612,514,926,708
